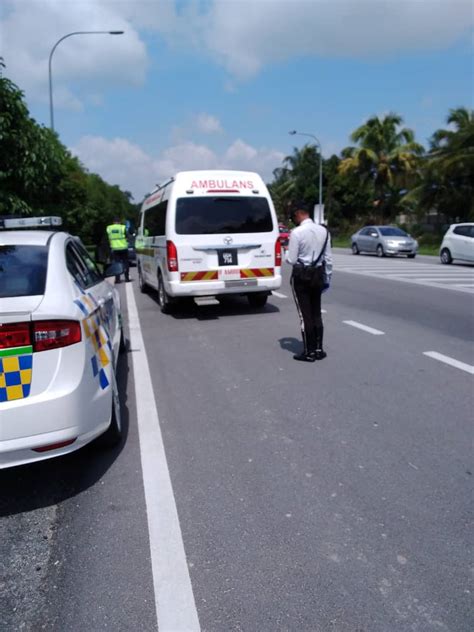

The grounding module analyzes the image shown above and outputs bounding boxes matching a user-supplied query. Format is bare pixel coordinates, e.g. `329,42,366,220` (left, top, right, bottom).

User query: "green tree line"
0,60,136,246
1,60,472,248
269,110,474,238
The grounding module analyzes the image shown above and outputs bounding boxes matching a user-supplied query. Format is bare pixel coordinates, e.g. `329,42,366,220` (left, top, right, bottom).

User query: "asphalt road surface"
1,251,473,632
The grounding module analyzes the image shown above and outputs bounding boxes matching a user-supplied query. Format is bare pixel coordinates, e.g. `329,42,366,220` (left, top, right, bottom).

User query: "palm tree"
339,113,424,220
430,107,474,173
403,107,474,222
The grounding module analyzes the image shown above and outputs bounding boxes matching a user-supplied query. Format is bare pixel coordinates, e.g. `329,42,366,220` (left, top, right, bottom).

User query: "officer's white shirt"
286,218,333,282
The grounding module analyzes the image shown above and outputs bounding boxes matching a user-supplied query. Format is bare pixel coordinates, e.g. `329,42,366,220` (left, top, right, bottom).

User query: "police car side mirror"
104,262,124,278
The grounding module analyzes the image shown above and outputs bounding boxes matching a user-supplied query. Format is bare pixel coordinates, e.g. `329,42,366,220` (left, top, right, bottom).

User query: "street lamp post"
48,30,124,131
289,130,323,220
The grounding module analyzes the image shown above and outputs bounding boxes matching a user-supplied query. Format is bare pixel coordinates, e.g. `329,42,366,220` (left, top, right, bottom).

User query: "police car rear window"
0,245,48,298
175,197,274,235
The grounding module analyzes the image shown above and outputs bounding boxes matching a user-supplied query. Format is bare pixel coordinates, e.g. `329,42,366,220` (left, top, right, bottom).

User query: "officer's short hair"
290,201,311,220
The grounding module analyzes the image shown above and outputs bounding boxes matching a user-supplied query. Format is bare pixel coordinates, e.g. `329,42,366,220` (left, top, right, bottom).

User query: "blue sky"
1,0,473,201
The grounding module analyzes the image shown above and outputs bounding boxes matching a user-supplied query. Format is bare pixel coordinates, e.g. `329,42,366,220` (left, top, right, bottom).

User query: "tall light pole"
48,30,124,131
289,130,323,220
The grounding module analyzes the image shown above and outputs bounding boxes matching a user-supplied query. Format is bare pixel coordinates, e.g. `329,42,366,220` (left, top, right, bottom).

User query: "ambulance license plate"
218,249,238,266
219,268,241,281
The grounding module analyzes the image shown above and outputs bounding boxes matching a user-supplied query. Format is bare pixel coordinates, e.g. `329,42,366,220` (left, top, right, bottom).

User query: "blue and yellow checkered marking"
0,354,33,403
74,290,112,391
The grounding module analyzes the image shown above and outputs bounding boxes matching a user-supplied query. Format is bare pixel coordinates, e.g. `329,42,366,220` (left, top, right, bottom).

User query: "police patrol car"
0,216,124,468
136,170,282,311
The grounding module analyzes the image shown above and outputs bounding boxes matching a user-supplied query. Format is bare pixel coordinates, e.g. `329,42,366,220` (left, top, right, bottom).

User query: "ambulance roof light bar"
0,216,63,230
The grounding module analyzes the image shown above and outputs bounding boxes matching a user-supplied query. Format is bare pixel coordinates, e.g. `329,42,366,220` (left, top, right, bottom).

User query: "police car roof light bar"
0,216,63,230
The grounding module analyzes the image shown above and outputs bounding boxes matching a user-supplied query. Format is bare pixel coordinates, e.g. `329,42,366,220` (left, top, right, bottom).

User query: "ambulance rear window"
0,245,48,298
175,197,273,235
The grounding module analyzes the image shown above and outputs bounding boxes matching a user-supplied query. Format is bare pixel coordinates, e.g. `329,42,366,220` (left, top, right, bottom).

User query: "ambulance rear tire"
158,272,172,314
248,292,268,308
138,265,148,293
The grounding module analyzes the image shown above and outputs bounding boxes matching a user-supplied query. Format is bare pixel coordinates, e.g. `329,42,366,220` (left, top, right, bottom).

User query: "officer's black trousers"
112,249,130,282
291,267,324,354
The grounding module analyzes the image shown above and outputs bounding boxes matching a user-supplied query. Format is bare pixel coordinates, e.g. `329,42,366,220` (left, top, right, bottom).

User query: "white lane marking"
343,320,385,336
126,284,200,632
272,291,287,299
332,254,474,294
423,351,474,375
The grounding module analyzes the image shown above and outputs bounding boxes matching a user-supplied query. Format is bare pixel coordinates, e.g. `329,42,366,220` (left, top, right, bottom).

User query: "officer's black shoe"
293,352,316,362
314,350,327,360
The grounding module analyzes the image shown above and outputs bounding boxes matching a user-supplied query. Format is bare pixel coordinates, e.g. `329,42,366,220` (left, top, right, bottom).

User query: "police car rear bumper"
0,376,112,469
168,275,282,297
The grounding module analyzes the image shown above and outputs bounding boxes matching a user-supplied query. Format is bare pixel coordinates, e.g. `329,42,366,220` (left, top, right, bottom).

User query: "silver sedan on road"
351,225,418,258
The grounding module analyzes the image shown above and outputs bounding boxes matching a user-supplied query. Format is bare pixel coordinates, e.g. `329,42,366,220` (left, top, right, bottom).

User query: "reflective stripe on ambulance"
181,271,219,282
240,268,274,278
180,268,275,282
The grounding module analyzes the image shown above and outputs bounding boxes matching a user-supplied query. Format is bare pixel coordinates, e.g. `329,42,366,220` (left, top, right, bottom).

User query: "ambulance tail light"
275,237,282,267
167,240,179,272
33,320,82,352
0,322,31,350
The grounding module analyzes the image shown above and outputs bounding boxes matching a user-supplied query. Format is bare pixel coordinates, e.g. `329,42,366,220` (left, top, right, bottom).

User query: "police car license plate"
218,249,238,266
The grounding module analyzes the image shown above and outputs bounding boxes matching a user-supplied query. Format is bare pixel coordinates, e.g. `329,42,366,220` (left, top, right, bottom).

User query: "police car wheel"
248,293,268,308
98,371,122,447
158,273,172,314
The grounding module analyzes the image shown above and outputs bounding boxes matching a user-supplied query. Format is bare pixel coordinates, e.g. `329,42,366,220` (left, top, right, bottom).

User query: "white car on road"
439,223,474,264
0,217,124,469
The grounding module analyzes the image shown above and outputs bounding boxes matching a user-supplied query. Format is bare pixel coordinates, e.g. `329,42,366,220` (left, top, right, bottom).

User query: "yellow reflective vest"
106,223,128,250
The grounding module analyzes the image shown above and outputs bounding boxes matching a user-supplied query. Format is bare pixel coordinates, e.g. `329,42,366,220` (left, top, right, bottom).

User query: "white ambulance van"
136,170,282,312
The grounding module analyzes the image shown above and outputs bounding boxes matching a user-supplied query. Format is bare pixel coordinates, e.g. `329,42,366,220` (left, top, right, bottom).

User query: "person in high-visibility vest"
106,216,130,282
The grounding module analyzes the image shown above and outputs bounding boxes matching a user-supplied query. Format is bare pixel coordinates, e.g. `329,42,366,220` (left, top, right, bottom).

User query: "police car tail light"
275,237,282,266
167,240,179,272
33,320,82,352
0,322,31,349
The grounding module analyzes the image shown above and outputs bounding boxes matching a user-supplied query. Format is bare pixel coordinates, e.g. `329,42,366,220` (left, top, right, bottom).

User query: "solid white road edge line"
343,320,385,335
125,284,201,632
272,291,287,299
423,351,474,375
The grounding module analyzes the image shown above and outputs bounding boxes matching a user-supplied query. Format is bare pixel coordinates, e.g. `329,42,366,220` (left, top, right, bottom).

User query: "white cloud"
141,0,473,80
3,0,471,105
171,113,224,142
71,135,285,201
1,0,147,108
198,0,474,79
72,136,156,198
196,113,223,134
224,139,285,175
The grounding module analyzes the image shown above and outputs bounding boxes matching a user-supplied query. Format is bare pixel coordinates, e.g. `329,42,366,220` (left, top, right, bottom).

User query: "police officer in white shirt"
286,203,333,362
